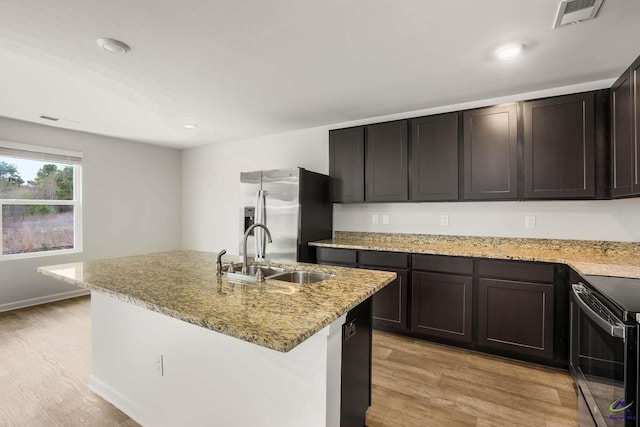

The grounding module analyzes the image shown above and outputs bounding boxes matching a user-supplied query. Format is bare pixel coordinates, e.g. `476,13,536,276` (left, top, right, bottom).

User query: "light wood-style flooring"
368,332,578,426
0,296,577,426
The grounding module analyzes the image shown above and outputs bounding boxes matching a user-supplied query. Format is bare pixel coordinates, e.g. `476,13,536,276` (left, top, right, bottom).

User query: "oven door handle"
572,283,626,340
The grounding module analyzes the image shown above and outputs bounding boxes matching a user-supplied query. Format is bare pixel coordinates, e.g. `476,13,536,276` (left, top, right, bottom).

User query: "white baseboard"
88,375,148,427
0,289,90,312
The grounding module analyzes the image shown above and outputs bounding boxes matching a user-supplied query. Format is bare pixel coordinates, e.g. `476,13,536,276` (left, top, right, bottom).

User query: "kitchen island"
38,250,395,427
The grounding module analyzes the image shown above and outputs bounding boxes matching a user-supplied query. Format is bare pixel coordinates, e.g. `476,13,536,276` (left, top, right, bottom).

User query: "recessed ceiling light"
96,38,130,54
183,123,198,129
494,43,525,61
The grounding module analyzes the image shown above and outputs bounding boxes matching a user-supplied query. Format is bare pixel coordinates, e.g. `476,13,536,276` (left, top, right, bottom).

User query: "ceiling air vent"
553,0,604,28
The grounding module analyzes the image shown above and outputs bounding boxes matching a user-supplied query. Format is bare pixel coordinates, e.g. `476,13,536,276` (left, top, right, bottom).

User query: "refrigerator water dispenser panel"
243,206,255,234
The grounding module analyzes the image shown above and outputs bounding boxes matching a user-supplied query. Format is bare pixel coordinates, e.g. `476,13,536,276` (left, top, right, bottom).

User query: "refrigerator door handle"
255,190,266,259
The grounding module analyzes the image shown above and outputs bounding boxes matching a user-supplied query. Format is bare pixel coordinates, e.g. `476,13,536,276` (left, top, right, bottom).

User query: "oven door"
570,283,637,427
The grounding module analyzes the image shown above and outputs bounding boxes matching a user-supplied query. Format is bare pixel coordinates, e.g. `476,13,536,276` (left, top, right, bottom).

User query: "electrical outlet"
382,215,389,225
372,214,379,224
440,214,449,226
525,215,536,229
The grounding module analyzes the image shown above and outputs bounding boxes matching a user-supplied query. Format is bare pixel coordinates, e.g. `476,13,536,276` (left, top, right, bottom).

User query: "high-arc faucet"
215,249,227,276
242,223,272,274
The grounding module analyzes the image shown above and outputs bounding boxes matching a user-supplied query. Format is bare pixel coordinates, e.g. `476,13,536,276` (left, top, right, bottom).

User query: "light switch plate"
382,215,389,225
372,214,378,224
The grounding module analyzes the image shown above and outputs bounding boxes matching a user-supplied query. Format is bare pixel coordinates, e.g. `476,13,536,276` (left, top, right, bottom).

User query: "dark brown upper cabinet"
634,57,640,195
408,113,459,201
613,55,640,198
463,104,518,200
523,92,595,199
611,69,634,197
329,127,365,202
365,120,409,202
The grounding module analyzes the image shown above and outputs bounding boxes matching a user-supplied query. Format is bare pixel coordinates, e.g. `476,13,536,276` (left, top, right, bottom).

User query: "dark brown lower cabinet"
478,278,554,360
411,271,473,344
364,266,408,331
315,246,565,366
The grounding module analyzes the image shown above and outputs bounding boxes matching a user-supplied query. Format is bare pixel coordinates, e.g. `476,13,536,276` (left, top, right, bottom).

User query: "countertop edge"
309,240,640,279
38,261,396,353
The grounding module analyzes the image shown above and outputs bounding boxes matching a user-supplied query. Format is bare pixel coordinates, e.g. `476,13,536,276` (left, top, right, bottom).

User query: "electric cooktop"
584,275,640,322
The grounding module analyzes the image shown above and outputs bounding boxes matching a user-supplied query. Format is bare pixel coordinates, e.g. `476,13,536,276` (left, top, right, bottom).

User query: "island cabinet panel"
408,113,459,201
463,104,518,200
341,297,372,427
329,127,365,202
411,271,473,344
611,69,634,197
477,259,556,361
523,92,596,199
365,120,409,202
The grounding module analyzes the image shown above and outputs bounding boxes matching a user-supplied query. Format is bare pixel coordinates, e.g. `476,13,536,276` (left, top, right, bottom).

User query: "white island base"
89,292,347,427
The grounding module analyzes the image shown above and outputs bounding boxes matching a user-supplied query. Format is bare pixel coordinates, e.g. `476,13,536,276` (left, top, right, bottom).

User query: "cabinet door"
411,271,472,344
611,71,633,197
478,278,554,360
409,113,459,201
329,127,364,202
365,121,408,201
524,92,595,199
361,266,408,331
463,104,518,200
633,57,640,195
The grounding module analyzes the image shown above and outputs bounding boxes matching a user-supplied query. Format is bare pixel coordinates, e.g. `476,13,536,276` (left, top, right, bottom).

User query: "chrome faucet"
215,249,227,276
242,223,272,274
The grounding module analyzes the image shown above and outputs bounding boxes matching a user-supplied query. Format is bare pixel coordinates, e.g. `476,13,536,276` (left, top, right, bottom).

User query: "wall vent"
553,0,604,28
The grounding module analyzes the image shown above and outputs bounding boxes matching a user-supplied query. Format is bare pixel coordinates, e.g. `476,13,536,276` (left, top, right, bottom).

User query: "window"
0,141,82,259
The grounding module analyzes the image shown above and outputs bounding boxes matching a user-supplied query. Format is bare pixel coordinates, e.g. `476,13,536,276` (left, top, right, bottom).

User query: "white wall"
183,78,640,252
334,199,640,241
0,117,182,310
182,128,328,254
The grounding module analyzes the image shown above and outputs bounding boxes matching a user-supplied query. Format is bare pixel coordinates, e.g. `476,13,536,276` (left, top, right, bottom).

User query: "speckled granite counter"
38,250,395,352
310,232,640,279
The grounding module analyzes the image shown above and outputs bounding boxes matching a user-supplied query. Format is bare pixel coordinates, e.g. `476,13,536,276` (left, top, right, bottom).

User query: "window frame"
0,142,83,261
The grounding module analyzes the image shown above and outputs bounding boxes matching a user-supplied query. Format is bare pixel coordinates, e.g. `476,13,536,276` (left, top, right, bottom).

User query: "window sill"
0,248,82,262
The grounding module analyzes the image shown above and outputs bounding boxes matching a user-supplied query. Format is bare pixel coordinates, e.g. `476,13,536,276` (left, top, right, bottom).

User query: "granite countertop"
310,232,640,279
38,250,395,353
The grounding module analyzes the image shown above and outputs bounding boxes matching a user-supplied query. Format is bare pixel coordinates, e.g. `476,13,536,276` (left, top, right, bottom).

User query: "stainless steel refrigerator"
239,168,332,263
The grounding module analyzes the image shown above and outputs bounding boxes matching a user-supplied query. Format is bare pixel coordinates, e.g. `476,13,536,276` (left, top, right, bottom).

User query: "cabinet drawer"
359,251,409,269
315,247,357,265
478,260,554,283
412,254,473,275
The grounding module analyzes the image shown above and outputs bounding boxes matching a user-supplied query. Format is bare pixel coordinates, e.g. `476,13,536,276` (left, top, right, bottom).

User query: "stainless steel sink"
268,271,335,284
227,265,288,282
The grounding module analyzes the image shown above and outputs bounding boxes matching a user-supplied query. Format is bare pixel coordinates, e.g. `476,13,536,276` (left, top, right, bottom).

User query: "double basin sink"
227,264,335,284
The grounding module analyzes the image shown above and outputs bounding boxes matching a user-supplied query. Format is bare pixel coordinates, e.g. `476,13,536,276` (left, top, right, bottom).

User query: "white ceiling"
0,0,639,149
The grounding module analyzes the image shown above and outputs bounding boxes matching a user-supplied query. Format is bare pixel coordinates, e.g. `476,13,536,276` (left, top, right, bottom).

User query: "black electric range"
571,275,640,426
584,275,640,322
